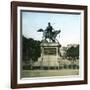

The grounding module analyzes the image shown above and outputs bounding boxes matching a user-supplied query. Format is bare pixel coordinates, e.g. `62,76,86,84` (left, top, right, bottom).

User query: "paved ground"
21,69,79,78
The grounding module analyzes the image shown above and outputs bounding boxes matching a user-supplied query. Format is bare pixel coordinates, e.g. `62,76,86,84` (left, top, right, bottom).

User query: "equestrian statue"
37,22,61,42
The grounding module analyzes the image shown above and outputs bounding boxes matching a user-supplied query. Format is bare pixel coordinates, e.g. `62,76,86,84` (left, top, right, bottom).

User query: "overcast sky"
21,11,81,46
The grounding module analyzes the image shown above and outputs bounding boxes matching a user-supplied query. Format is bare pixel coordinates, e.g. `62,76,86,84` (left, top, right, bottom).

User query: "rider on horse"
37,22,61,42
46,22,54,39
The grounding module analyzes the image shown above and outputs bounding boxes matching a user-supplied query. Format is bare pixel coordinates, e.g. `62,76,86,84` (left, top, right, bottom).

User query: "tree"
66,45,79,60
22,36,41,63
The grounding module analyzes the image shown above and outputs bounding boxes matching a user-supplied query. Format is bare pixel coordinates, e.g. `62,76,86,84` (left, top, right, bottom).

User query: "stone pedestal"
33,42,61,69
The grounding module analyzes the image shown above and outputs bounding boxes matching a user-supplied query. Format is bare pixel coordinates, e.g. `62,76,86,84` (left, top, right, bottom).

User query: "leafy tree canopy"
23,36,41,62
66,45,79,60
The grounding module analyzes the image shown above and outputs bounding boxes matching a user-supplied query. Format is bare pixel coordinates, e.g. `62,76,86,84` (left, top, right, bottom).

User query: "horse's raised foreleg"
51,37,55,42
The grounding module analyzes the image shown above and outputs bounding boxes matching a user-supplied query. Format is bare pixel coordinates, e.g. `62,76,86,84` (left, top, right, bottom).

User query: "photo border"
11,1,88,89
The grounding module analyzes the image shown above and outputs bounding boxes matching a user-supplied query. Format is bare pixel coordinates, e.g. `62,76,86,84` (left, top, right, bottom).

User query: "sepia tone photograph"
21,10,80,78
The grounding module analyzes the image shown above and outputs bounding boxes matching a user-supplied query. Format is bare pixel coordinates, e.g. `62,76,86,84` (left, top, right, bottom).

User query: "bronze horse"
37,29,61,42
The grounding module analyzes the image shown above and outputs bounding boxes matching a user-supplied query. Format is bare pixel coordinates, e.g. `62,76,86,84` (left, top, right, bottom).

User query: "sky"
21,11,81,46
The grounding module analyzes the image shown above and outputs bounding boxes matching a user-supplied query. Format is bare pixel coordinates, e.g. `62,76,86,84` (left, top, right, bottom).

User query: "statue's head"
48,22,51,26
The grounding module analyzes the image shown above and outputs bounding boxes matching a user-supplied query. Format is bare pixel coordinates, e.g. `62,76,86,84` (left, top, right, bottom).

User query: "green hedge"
23,65,79,70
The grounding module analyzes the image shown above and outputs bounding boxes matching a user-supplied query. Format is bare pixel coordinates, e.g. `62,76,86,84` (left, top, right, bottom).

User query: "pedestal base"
33,42,61,69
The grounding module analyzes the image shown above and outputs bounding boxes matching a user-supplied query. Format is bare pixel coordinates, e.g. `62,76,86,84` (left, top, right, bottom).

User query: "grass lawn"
21,69,79,78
